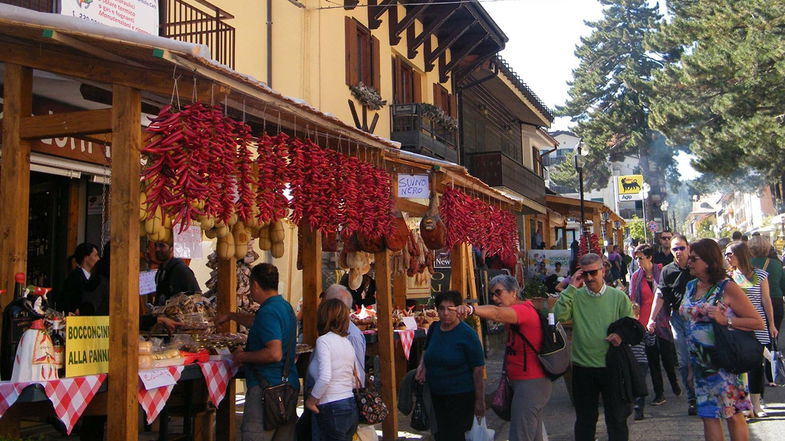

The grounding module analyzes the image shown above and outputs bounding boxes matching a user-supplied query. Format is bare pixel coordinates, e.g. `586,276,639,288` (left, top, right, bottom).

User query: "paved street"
397,331,785,441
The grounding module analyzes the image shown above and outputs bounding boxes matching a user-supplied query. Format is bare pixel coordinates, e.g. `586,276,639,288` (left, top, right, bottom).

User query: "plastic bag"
772,341,785,386
465,416,495,441
353,424,378,441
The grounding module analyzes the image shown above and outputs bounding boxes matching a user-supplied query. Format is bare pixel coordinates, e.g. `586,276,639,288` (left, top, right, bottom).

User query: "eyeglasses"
490,289,503,297
582,269,600,276
671,246,686,252
687,255,701,262
660,236,673,241
724,252,734,257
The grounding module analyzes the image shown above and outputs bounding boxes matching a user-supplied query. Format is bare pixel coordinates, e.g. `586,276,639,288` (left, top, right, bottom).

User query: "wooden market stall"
0,8,523,441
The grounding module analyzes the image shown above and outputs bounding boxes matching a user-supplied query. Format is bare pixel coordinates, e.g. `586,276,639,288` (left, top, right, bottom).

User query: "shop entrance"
27,171,70,289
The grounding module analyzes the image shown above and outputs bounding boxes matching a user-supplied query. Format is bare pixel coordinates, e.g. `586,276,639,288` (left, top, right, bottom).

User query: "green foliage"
718,224,735,239
697,219,716,239
558,0,678,191
548,151,579,190
626,215,646,242
648,0,785,183
522,278,548,299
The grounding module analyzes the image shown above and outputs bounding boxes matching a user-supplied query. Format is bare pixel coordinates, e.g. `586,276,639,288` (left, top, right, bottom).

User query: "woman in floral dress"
681,239,764,441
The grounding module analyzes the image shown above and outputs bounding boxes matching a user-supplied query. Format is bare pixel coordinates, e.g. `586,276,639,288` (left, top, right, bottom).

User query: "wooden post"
450,242,467,296
392,270,407,309
373,249,398,441
605,219,614,246
107,84,141,441
216,258,237,441
522,215,532,251
66,181,81,257
542,216,553,248
0,64,32,300
300,222,321,346
616,228,624,249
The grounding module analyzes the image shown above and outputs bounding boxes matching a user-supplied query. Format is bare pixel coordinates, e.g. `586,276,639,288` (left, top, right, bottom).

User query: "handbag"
512,311,570,380
771,339,785,386
490,348,513,421
353,369,389,425
252,308,299,431
409,382,428,431
706,280,763,375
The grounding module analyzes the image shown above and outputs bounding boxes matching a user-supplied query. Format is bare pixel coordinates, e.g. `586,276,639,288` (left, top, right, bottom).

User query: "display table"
364,328,427,384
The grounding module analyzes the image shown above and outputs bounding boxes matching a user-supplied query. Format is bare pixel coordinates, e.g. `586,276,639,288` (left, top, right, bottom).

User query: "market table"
0,359,238,440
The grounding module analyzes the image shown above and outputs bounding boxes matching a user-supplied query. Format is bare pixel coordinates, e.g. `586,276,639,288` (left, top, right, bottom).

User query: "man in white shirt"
300,284,366,440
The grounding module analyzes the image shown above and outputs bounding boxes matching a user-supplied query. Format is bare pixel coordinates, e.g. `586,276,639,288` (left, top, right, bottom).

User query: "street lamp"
660,200,670,231
641,182,651,242
574,140,586,234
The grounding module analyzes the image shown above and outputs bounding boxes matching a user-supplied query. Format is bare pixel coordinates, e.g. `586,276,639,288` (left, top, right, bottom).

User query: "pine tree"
559,0,671,202
648,0,785,184
548,151,579,191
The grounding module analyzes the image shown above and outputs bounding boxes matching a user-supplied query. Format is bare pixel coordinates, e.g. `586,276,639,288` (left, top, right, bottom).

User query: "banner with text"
65,316,110,377
61,0,159,35
527,250,571,279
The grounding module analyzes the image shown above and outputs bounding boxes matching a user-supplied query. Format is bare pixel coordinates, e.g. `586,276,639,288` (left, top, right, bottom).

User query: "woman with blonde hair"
305,299,359,441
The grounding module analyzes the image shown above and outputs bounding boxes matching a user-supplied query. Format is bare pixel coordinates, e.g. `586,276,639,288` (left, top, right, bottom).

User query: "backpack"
511,308,570,380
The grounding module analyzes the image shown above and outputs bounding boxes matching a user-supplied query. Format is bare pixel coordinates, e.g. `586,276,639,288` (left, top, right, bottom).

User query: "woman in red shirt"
453,274,550,441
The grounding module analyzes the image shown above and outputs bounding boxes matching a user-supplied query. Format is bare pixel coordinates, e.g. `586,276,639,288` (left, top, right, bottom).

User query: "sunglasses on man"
660,235,672,241
581,269,600,277
671,246,686,252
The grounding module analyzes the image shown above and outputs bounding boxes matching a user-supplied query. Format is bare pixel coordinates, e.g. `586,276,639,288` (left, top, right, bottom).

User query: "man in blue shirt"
216,263,298,441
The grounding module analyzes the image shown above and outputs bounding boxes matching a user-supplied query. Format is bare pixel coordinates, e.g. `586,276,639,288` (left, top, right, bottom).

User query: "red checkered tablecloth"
198,359,239,407
395,330,415,360
137,366,185,425
0,375,107,435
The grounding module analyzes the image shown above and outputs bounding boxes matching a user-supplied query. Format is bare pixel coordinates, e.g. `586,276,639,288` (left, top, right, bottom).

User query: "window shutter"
433,83,441,109
392,56,401,104
449,93,457,119
345,17,358,86
371,34,381,92
413,71,422,103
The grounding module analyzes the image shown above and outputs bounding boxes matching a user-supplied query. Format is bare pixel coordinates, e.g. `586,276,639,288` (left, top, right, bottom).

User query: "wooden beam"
388,5,400,45
66,180,80,260
300,222,321,346
450,242,467,295
373,249,398,441
216,258,237,441
0,64,32,302
20,108,113,140
395,198,428,216
425,21,474,66
42,29,146,68
0,41,229,107
408,7,459,59
394,3,431,39
107,84,141,441
443,35,488,74
368,0,395,30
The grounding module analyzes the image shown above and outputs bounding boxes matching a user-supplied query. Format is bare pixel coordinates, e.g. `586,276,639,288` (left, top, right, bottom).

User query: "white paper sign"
397,174,430,199
402,317,418,331
61,0,160,35
173,225,204,259
139,270,157,296
139,367,178,390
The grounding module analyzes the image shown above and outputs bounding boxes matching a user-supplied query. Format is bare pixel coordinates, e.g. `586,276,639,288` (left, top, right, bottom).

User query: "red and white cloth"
198,359,239,408
395,330,415,360
137,366,185,425
0,374,107,435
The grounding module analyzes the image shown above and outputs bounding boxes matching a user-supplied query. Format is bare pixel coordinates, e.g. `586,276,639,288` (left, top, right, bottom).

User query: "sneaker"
651,396,666,406
688,402,697,416
634,407,645,420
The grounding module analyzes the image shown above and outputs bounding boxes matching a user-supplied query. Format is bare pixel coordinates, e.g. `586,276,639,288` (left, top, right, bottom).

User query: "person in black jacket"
606,317,647,406
55,243,101,314
153,241,201,305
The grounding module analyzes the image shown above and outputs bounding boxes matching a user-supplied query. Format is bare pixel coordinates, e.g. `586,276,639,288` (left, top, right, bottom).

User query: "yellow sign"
617,175,644,195
65,316,110,377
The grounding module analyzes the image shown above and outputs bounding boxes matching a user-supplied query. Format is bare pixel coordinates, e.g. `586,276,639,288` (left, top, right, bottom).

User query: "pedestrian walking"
305,299,360,441
652,231,674,266
453,275,552,441
630,244,680,406
749,236,784,334
681,239,764,441
554,253,634,441
725,241,777,418
216,263,300,441
648,234,697,415
415,291,485,441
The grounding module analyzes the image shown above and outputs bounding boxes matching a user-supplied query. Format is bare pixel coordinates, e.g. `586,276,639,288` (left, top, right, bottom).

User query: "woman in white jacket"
305,299,359,441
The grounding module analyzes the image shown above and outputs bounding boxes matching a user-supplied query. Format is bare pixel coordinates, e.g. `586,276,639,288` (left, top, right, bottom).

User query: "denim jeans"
315,397,359,441
670,311,695,402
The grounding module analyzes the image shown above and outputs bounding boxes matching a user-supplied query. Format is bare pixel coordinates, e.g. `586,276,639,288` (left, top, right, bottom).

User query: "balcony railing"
390,104,458,163
1,0,55,12
160,0,235,68
467,151,546,204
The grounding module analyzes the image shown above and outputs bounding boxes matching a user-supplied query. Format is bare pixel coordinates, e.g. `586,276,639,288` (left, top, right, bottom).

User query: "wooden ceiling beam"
407,6,458,59
368,0,396,30
20,108,113,140
41,29,146,68
393,2,432,43
425,21,474,66
443,35,488,74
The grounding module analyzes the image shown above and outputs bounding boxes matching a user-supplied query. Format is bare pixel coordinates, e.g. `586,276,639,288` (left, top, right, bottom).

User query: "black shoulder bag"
252,308,299,430
708,280,763,375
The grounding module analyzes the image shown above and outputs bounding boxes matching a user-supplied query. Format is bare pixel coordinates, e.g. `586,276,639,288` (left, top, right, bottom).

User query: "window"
392,56,421,104
345,17,380,90
532,147,543,177
433,84,456,118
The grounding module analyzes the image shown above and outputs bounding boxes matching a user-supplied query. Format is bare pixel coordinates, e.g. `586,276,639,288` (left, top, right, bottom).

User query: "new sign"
61,0,159,36
617,175,644,201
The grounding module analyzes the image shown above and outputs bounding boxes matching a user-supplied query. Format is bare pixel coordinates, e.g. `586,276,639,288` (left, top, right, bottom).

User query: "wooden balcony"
467,151,546,204
160,0,235,68
390,103,458,163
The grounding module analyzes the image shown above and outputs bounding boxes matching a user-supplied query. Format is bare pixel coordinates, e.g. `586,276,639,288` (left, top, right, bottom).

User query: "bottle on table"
1,273,32,380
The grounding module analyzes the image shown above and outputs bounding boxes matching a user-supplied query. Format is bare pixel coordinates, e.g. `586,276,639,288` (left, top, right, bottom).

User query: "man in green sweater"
555,252,634,441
